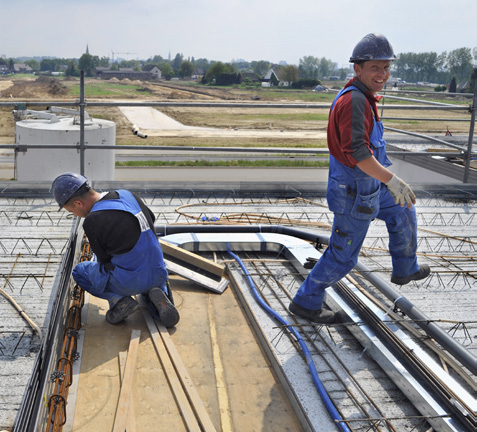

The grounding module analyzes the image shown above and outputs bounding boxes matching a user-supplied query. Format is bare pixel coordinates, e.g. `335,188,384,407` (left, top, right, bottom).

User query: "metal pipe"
352,260,477,376
0,100,470,110
79,71,85,176
382,89,473,97
383,126,467,150
0,143,467,160
382,117,469,122
155,224,477,375
463,69,477,184
380,94,459,107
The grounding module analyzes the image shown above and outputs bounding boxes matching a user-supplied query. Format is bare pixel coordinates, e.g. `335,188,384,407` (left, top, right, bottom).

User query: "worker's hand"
385,174,416,208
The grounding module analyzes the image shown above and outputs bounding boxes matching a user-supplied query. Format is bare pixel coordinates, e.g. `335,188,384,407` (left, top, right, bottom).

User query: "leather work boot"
106,297,139,324
391,264,431,285
288,300,335,324
148,287,180,328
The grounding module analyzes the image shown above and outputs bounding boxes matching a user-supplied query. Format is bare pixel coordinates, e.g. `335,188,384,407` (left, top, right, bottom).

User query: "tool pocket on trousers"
327,177,349,214
351,188,380,220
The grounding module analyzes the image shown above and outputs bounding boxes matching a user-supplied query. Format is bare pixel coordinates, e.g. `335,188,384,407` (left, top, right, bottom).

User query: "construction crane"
111,50,137,63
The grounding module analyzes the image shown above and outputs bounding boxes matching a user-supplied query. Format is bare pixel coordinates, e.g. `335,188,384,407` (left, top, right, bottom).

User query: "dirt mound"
4,76,68,98
167,90,200,100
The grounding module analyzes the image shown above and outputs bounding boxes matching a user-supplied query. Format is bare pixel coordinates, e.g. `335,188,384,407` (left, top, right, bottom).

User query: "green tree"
24,59,40,72
299,56,319,79
204,62,234,84
172,53,183,72
318,57,334,79
194,58,210,74
159,62,174,79
149,55,164,64
180,60,194,78
446,47,473,84
251,60,270,77
98,56,110,67
78,53,95,77
468,68,476,94
65,61,79,77
278,65,299,84
118,59,141,70
40,58,56,72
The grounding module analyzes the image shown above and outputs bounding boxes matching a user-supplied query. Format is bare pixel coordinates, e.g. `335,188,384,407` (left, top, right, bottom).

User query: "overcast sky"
2,0,476,67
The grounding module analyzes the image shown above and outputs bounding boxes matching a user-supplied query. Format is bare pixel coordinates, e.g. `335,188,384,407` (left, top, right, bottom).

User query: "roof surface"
1,181,475,431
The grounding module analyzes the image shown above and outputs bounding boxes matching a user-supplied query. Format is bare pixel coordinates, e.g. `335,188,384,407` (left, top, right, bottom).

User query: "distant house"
192,68,204,81
142,64,162,80
95,67,110,77
262,69,280,87
13,63,33,73
0,65,8,75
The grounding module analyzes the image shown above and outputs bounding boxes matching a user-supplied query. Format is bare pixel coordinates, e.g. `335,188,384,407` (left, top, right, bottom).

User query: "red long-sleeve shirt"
327,78,382,168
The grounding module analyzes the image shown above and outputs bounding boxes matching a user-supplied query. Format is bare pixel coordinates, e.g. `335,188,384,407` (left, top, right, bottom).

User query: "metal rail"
0,72,475,181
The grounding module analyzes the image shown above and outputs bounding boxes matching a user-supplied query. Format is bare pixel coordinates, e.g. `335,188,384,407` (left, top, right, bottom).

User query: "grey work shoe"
288,300,335,324
148,287,180,328
391,264,431,285
106,297,139,324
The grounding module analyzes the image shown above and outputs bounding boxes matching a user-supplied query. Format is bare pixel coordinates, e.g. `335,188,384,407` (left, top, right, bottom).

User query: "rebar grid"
226,252,428,432
227,250,475,431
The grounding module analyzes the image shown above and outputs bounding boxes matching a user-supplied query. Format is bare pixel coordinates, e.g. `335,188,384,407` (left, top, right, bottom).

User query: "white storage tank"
14,108,116,182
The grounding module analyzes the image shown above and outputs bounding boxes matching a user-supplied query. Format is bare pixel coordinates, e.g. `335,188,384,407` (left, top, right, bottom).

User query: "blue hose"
227,248,351,432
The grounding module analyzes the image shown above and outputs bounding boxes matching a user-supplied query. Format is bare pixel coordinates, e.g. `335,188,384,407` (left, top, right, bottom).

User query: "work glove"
385,174,416,208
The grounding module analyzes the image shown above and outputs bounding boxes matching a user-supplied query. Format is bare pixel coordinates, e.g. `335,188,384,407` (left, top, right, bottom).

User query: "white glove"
385,174,416,208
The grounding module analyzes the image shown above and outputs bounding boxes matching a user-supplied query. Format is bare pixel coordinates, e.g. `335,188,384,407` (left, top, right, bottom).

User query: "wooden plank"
164,259,229,294
138,296,202,432
160,239,225,277
113,330,140,432
155,317,217,432
119,351,137,432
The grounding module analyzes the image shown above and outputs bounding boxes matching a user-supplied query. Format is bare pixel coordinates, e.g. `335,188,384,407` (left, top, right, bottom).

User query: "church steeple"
86,44,89,55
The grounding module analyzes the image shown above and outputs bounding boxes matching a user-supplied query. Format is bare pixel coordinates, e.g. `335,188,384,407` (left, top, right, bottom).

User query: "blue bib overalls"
72,190,168,307
292,86,419,310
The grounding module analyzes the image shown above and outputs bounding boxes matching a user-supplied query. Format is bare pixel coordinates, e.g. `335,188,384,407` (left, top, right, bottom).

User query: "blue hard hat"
349,33,397,63
51,172,90,210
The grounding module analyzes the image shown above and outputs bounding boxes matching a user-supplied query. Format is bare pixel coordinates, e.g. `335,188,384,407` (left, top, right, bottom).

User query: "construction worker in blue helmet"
51,172,179,327
289,33,430,324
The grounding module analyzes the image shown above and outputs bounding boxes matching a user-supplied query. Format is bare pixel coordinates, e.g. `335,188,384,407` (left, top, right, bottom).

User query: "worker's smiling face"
354,60,391,95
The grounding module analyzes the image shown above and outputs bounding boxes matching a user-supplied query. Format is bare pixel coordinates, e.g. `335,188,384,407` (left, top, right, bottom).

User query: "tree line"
1,46,475,91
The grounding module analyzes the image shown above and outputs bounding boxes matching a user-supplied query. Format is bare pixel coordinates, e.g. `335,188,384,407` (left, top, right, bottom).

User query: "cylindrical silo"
15,112,116,182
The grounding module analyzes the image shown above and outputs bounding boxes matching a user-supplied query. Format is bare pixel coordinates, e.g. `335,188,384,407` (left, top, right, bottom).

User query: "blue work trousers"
73,260,168,308
293,186,419,310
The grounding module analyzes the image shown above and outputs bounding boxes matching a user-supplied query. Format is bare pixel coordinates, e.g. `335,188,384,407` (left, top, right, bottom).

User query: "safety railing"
0,70,476,182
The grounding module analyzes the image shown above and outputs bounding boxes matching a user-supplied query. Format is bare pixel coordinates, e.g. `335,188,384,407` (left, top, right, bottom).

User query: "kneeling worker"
51,172,179,327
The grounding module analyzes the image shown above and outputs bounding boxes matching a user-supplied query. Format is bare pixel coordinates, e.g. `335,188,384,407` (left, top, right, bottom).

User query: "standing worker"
51,172,180,327
289,33,430,324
